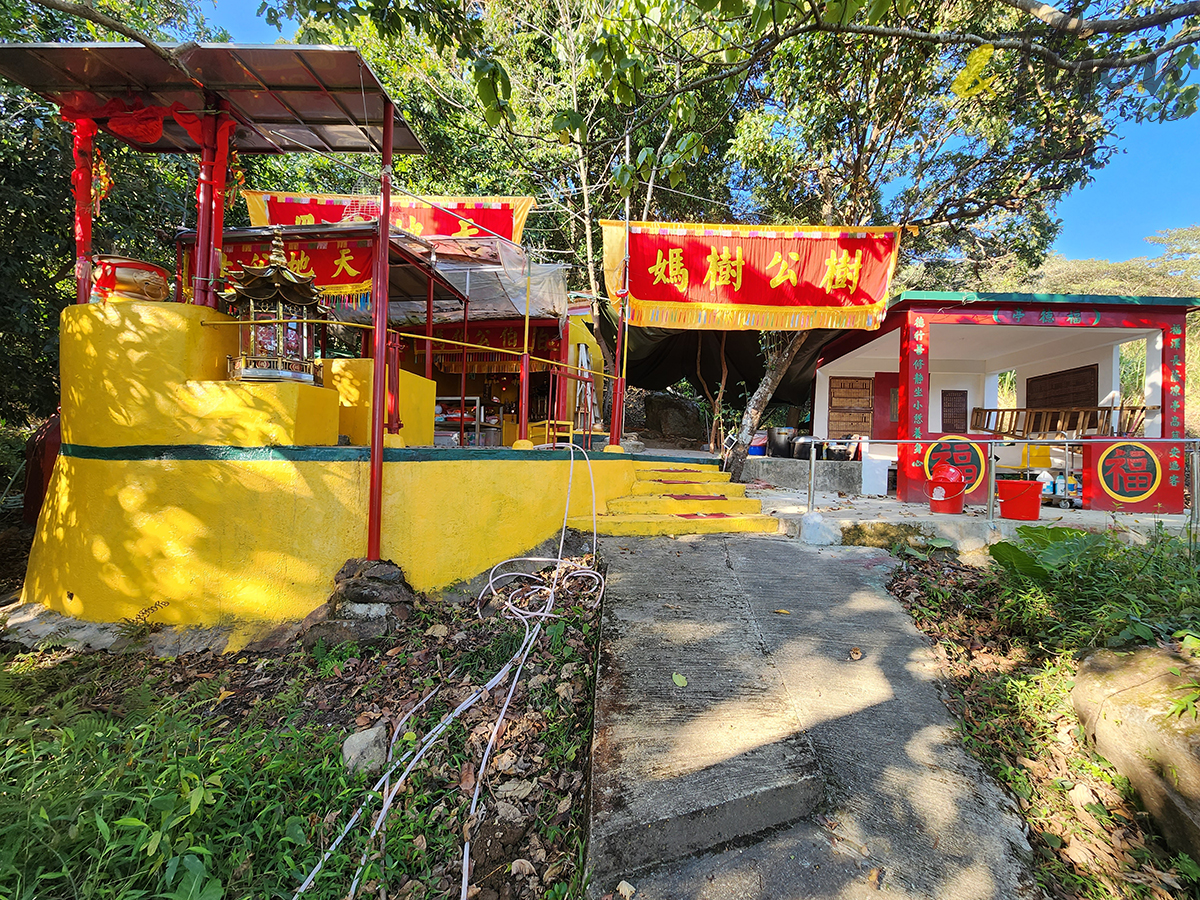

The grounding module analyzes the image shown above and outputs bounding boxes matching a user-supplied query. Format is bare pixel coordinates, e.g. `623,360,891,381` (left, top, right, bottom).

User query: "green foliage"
0,693,362,899
0,1,221,424
987,525,1200,650
892,549,1196,898
309,638,360,678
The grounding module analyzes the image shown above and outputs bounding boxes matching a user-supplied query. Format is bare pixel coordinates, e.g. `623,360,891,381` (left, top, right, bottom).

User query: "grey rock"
343,724,389,776
800,511,841,545
362,562,404,584
341,601,391,620
642,392,705,439
1073,647,1200,858
301,617,389,650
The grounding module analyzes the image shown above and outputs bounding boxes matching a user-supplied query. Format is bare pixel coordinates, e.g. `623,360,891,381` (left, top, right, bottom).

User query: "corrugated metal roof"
0,42,423,155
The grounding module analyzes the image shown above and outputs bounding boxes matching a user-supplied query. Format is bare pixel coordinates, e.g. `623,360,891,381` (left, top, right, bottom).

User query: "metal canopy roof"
177,224,568,325
0,42,423,155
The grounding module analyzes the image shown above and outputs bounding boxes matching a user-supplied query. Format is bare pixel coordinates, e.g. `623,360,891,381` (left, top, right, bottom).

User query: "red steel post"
193,108,216,306
70,120,95,305
424,274,434,380
367,103,394,560
609,295,627,446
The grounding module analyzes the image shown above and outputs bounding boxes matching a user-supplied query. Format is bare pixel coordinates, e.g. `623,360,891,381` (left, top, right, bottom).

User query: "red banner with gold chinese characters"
244,191,534,243
601,220,901,330
184,236,378,310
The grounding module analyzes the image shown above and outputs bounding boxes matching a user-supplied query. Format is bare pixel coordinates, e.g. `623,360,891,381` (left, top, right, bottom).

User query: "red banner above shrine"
183,235,378,310
244,191,534,243
601,220,901,331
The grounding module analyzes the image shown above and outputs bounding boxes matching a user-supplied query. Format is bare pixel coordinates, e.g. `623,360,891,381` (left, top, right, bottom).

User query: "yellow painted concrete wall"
31,299,630,635
61,301,340,447
322,359,435,446
24,455,368,626
23,452,634,629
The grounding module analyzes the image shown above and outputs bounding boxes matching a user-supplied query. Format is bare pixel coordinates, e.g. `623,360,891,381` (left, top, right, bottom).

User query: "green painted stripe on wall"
59,443,714,466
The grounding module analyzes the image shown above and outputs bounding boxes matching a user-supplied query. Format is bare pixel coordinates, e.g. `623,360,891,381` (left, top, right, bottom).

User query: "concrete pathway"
588,534,1042,900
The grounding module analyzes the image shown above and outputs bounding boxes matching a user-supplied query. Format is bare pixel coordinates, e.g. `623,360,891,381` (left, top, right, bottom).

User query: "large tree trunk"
726,330,811,482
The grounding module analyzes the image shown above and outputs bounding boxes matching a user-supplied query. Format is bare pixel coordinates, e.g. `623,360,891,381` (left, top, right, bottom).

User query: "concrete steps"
634,466,732,483
631,480,747,497
608,495,764,516
572,460,778,536
568,512,780,535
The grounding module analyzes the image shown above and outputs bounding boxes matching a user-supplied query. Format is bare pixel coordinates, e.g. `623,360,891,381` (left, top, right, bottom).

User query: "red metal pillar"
608,294,627,446
518,353,530,441
207,101,232,300
518,263,532,443
367,103,394,561
386,331,401,434
424,274,434,380
459,299,469,447
70,119,96,305
193,106,217,306
555,323,570,428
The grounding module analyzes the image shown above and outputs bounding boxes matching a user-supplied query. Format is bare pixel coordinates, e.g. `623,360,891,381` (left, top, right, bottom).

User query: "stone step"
607,495,763,516
568,513,779,536
631,480,747,498
588,536,823,889
634,468,731,483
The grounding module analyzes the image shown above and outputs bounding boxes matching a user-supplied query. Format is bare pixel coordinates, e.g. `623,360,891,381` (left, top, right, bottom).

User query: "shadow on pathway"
587,534,1041,900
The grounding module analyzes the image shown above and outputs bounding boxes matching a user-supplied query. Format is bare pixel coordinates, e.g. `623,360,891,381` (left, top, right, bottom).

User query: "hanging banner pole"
367,103,394,561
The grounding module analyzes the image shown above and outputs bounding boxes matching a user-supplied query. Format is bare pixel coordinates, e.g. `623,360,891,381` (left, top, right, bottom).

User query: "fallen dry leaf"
511,858,536,877
867,867,884,890
617,880,637,899
459,761,476,794
425,623,449,639
412,833,427,853
496,779,535,801
774,609,791,615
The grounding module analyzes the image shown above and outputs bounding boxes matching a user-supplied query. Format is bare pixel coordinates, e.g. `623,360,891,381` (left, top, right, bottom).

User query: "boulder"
330,557,418,619
1072,647,1200,858
343,724,389,776
642,392,705,440
800,511,841,546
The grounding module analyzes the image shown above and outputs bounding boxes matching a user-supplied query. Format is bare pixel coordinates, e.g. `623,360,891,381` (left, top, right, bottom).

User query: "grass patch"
0,557,603,900
890,525,1200,900
840,521,929,549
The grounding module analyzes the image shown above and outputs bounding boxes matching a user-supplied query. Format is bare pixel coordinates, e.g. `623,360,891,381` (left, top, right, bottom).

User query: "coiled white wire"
293,443,602,899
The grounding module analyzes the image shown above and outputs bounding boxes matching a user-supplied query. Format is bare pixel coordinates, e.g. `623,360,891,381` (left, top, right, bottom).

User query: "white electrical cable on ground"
294,444,602,899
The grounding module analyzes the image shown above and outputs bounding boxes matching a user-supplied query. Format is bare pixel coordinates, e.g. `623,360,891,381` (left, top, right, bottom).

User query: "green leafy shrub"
987,525,1200,651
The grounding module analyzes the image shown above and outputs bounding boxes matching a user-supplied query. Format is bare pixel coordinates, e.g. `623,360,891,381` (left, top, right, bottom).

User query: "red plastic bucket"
997,479,1042,521
924,463,966,514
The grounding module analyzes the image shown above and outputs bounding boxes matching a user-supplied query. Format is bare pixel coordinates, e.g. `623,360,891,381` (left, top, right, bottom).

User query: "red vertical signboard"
897,311,931,503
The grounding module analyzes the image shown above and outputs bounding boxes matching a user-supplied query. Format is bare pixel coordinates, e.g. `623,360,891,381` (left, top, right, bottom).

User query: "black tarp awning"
595,301,842,408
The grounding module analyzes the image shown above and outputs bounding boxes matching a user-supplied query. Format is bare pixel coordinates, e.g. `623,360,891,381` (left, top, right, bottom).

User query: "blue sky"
1052,115,1200,262
204,2,1199,264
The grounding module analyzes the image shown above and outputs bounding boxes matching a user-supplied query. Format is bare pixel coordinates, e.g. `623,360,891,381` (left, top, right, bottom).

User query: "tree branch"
995,0,1200,37
28,0,205,87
